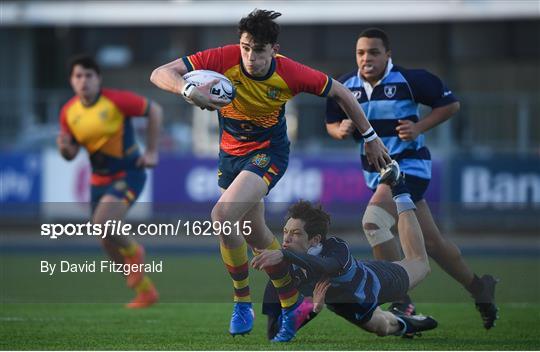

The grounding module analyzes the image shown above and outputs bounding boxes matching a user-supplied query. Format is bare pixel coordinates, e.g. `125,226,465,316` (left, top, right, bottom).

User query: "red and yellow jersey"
182,45,332,156
59,88,149,180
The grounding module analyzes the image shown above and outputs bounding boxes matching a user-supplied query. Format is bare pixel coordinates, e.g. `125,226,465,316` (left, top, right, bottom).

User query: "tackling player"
253,166,438,340
150,9,391,342
325,28,498,329
57,55,162,308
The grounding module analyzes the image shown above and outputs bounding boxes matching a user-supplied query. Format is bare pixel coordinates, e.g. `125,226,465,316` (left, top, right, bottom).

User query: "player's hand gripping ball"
182,70,235,108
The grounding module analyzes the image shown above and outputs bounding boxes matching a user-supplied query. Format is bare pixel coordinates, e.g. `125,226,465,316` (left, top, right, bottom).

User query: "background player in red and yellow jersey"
150,9,391,342
57,55,163,308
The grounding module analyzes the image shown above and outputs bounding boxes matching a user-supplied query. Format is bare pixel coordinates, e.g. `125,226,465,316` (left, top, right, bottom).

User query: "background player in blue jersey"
253,171,438,339
325,28,498,329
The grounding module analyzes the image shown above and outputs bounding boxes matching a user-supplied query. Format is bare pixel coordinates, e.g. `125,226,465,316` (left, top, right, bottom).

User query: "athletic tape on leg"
393,193,416,214
362,205,396,247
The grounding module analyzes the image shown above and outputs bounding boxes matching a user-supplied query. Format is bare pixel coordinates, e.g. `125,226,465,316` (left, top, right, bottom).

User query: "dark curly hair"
358,27,391,51
287,200,330,241
238,9,281,45
68,54,101,76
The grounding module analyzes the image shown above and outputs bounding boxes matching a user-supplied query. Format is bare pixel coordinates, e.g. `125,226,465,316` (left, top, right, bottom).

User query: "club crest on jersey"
72,114,81,125
352,90,362,99
267,87,281,100
240,123,254,132
384,85,397,98
251,153,270,168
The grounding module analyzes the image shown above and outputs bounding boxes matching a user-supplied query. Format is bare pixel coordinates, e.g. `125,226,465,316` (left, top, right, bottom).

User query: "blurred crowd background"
1,0,539,234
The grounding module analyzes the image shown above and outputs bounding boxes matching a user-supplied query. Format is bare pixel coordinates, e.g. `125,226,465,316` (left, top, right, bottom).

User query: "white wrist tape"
362,127,378,142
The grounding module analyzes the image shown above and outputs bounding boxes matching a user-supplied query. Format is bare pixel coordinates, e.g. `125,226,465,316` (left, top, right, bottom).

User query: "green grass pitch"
1,252,539,350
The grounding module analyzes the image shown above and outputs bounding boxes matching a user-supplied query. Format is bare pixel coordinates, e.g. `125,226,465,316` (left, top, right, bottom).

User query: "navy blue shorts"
91,169,146,214
218,149,288,193
326,302,375,326
371,173,430,203
327,261,409,326
364,260,410,304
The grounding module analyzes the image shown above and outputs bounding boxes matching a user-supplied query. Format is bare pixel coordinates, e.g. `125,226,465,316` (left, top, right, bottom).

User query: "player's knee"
425,261,431,276
211,203,229,223
374,317,392,337
420,260,431,280
363,311,394,337
362,205,395,247
414,258,431,285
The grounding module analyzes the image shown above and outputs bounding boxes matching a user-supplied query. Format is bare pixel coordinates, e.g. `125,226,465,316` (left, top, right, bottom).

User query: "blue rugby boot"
229,302,254,336
271,296,314,342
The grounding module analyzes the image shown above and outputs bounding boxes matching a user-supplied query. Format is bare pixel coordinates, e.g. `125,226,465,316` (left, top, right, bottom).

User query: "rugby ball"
183,70,235,105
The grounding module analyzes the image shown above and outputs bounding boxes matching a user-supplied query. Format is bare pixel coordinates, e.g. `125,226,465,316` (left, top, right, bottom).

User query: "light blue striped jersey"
326,63,457,189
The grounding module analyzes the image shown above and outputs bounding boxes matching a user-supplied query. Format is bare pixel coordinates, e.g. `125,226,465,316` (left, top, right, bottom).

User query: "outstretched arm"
251,249,342,280
282,249,342,279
